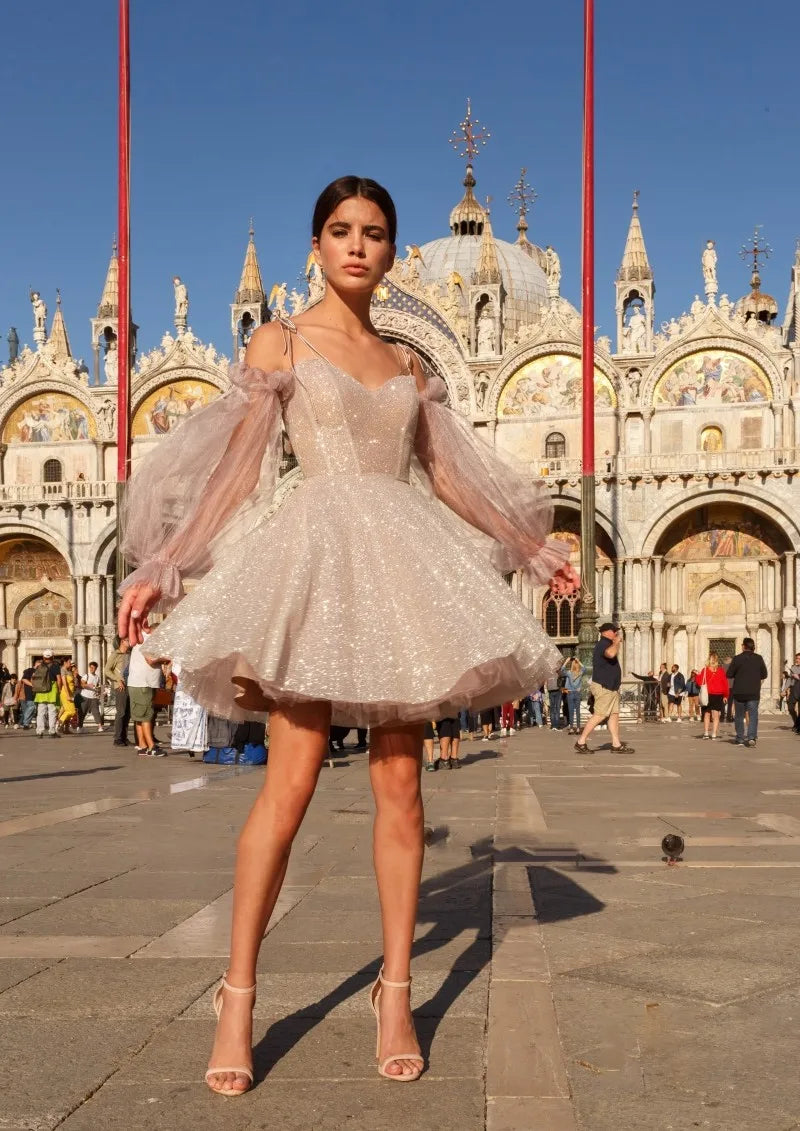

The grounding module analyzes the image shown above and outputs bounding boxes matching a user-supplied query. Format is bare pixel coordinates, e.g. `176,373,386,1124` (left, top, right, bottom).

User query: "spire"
48,291,72,359
235,222,266,305
473,197,501,285
97,238,119,318
617,190,652,282
449,99,490,236
508,167,538,252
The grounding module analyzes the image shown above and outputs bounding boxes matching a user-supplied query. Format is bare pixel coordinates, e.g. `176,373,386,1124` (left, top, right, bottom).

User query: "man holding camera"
575,623,635,755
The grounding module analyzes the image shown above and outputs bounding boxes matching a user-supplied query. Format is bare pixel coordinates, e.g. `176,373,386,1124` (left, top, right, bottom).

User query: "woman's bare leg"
207,700,331,1094
369,722,424,1077
439,735,451,765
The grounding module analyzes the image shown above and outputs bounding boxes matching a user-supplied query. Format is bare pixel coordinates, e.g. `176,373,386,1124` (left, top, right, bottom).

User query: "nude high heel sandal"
204,974,256,1096
369,967,424,1081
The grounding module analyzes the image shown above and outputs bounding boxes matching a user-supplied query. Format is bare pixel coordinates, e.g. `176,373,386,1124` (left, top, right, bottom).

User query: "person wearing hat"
33,650,63,738
575,623,635,754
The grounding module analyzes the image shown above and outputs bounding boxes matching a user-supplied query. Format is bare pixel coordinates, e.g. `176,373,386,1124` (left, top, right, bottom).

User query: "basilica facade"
2,165,799,699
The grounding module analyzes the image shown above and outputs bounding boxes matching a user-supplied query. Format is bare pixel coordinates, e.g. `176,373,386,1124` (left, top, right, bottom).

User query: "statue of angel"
269,282,288,317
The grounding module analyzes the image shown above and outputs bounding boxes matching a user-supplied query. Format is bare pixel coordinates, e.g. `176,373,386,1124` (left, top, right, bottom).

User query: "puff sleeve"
414,374,568,584
118,362,294,608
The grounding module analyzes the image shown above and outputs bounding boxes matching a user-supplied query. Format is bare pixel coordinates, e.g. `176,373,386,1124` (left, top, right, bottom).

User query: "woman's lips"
343,265,368,274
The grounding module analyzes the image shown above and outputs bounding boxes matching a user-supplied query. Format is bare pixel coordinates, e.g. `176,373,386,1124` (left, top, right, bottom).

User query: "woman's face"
312,196,395,294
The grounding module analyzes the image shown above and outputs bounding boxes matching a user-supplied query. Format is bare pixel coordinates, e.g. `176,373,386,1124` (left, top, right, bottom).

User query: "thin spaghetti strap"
392,342,414,375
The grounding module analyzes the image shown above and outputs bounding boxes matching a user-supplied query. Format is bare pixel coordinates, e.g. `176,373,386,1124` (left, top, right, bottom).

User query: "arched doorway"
0,537,73,671
654,502,790,694
541,508,616,656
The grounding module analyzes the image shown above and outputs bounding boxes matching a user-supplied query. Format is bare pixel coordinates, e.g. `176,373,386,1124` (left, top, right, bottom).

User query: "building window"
545,432,566,460
42,459,63,483
542,590,581,642
699,426,723,453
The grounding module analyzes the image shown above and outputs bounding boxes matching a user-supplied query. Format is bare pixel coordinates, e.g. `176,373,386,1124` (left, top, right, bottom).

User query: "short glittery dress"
119,321,568,727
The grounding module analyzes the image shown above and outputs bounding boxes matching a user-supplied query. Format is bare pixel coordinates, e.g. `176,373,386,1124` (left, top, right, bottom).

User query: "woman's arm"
412,358,577,591
118,324,294,644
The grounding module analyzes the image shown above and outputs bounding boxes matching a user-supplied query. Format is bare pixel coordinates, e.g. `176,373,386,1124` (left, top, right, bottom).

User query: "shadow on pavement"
0,765,123,784
251,834,613,1082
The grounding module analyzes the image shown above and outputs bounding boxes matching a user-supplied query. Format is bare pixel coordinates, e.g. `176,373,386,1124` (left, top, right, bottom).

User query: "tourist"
562,657,584,735
17,666,36,729
500,701,515,735
697,652,729,740
117,177,576,1095
546,675,563,730
104,638,131,748
33,651,62,738
79,661,105,731
423,720,437,770
529,687,544,728
127,630,166,757
631,670,659,720
787,652,800,735
437,716,461,767
726,637,768,748
0,675,17,726
667,664,686,722
685,669,700,720
480,707,496,741
658,662,670,721
575,623,635,754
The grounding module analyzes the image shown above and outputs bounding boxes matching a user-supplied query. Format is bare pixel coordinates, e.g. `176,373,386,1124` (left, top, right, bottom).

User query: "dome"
417,234,549,330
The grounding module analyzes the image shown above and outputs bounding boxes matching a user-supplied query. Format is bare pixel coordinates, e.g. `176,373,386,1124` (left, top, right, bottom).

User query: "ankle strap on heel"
221,974,257,995
379,966,411,989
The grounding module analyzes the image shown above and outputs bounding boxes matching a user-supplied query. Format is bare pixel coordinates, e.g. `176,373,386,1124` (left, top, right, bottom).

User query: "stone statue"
690,294,705,317
269,282,288,317
476,306,496,354
627,368,642,399
544,246,561,296
702,239,718,299
475,371,490,409
289,288,306,316
30,291,47,330
627,304,647,353
718,293,731,317
596,334,611,354
7,327,19,364
97,398,117,436
404,245,424,286
173,276,189,331
104,338,118,383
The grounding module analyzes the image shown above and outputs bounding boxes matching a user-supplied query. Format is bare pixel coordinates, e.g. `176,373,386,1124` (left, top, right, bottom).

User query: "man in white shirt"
127,630,165,757
79,661,105,731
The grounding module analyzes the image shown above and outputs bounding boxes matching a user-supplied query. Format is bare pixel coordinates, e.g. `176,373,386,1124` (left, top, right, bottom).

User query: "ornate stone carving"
173,277,189,334
702,240,718,300
370,307,473,409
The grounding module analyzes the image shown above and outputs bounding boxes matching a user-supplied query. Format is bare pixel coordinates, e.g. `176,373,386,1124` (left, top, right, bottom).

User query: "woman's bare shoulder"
244,322,292,372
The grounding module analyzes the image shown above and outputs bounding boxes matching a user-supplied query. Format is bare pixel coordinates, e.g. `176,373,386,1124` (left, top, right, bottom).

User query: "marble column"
86,575,102,626
687,624,698,671
89,634,102,667
643,410,652,456
76,636,88,674
784,552,796,607
0,582,7,629
624,558,634,612
653,555,663,610
614,559,624,616
104,575,115,631
0,444,7,486
94,441,106,482
773,402,784,451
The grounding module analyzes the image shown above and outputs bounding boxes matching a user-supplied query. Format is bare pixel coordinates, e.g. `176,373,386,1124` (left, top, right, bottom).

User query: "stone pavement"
1,714,799,1130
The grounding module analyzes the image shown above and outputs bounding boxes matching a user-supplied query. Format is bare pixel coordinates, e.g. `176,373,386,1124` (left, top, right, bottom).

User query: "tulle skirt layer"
143,473,563,728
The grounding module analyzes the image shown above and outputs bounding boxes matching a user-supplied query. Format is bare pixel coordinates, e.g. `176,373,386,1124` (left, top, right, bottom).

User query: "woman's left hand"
549,563,580,595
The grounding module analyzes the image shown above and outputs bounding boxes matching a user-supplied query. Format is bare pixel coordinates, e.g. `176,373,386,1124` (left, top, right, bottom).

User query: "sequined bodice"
283,358,419,482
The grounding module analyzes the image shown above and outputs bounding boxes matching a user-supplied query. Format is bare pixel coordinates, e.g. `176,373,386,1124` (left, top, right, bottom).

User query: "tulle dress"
119,319,568,728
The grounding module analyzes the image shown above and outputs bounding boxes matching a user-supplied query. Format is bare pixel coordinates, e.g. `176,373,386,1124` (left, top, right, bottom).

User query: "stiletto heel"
205,974,256,1096
368,966,424,1081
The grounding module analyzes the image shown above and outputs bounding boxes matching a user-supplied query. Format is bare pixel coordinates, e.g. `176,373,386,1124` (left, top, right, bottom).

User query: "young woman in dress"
118,177,576,1096
697,652,729,740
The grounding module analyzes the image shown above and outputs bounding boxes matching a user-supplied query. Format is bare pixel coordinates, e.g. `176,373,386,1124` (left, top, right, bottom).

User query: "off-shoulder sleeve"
414,374,568,584
119,362,294,608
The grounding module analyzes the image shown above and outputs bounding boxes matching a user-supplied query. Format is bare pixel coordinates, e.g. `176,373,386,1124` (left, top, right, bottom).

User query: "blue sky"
2,0,798,363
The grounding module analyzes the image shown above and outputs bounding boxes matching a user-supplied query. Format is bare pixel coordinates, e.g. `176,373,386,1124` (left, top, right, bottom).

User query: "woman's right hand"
118,582,162,646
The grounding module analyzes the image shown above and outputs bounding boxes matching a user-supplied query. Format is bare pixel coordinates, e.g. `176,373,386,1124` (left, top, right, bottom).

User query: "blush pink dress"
119,320,568,727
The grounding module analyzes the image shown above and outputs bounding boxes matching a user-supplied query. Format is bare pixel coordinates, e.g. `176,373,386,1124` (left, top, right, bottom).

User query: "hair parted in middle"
312,176,398,245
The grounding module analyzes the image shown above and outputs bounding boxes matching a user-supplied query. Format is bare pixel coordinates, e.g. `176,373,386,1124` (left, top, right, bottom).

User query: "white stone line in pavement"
761,789,800,795
0,797,140,837
131,884,312,958
488,767,577,1131
754,813,800,836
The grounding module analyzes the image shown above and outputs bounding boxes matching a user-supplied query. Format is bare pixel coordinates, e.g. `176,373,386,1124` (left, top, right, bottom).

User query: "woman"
500,701,514,735
117,177,576,1095
697,652,729,740
58,660,78,733
685,669,700,721
1,674,17,726
562,657,584,735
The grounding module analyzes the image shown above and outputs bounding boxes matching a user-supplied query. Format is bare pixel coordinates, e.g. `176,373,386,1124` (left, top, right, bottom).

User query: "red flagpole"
117,0,131,483
578,0,598,658
581,0,595,477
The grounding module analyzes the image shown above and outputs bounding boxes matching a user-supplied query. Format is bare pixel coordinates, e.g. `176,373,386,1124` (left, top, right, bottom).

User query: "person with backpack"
33,651,63,738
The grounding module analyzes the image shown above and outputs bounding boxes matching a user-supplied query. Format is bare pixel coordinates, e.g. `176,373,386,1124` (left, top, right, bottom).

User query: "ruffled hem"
149,645,562,729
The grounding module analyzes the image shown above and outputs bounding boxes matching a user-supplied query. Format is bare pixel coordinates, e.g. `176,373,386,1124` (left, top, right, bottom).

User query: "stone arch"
15,587,72,635
88,521,118,576
641,489,799,558
131,376,223,438
696,576,747,614
0,520,76,574
642,336,783,408
551,496,632,559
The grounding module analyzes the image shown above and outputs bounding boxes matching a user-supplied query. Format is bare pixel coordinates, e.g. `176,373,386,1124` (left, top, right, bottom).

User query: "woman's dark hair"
312,176,397,244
